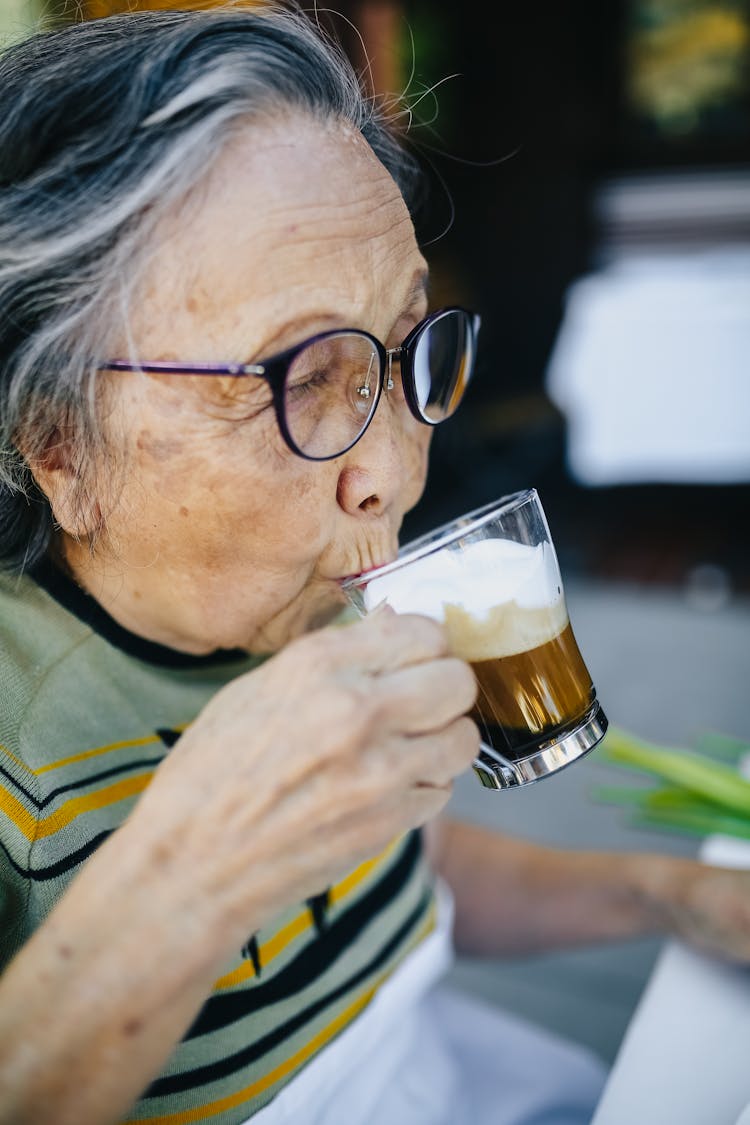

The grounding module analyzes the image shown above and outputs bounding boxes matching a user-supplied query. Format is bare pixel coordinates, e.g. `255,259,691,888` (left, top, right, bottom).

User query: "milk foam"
362,538,568,660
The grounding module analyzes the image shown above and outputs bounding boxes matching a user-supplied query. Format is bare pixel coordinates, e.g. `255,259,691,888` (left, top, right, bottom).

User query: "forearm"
0,819,244,1125
428,817,692,958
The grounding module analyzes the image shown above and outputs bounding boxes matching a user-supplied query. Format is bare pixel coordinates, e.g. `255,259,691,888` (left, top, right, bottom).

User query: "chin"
243,578,350,654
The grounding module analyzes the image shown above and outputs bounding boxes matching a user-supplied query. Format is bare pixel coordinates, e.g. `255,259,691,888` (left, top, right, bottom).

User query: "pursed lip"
337,559,395,585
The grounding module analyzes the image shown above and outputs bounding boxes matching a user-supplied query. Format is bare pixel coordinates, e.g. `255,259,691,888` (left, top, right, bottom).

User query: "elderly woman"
1,6,749,1125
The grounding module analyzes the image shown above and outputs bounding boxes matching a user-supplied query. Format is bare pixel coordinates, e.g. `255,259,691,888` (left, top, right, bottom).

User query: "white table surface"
591,760,750,1125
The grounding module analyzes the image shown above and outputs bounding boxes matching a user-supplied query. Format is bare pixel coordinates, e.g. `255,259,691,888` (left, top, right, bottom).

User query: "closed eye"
286,366,330,399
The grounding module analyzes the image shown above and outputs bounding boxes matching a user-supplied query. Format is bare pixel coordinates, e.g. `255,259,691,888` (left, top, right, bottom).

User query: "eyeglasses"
100,306,480,461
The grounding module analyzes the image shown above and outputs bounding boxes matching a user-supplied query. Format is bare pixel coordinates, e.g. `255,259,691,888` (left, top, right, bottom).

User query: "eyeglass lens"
412,310,474,424
284,333,381,459
283,309,474,459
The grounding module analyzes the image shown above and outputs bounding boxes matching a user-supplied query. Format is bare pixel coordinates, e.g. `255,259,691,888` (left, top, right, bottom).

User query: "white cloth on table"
247,880,608,1125
591,779,750,1125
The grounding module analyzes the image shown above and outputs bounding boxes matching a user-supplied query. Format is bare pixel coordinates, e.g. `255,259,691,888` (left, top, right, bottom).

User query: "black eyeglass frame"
100,305,480,462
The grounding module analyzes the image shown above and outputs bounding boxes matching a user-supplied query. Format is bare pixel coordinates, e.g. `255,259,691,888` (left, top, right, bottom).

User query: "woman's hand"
648,859,750,963
0,609,477,1125
426,819,750,965
130,607,479,946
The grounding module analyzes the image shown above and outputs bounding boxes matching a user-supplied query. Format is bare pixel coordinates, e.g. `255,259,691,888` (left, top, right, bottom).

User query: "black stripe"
0,755,164,811
145,886,432,1098
306,889,330,934
0,763,37,806
241,935,262,978
184,830,421,1040
0,830,112,880
155,727,182,749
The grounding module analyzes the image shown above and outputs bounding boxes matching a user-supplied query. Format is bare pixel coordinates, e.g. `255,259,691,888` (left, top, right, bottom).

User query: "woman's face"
63,116,434,654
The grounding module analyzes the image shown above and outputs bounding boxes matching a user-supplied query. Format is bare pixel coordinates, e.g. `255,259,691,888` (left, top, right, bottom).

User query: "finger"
373,657,477,735
322,607,449,675
385,784,454,833
401,717,481,788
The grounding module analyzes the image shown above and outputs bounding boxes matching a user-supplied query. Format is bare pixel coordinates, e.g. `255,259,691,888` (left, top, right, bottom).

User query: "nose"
336,362,417,517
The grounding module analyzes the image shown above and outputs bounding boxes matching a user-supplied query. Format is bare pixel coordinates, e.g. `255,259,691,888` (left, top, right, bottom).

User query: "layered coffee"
362,537,594,762
452,618,593,758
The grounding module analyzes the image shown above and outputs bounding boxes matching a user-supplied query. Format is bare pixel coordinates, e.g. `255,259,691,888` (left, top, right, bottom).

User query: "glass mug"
341,489,608,790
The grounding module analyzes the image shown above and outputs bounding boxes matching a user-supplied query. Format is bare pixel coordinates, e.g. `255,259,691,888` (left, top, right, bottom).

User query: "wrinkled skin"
3,113,482,1125
11,107,750,1125
49,115,433,654
33,113,480,917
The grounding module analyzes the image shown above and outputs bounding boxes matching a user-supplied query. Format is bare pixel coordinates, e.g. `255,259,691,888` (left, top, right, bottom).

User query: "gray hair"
0,3,422,571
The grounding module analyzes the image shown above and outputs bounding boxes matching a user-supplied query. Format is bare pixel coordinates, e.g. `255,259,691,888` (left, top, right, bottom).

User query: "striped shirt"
0,562,437,1124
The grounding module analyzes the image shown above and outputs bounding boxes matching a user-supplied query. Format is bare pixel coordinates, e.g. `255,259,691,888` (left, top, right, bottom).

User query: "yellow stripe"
0,743,161,841
2,723,189,781
213,835,405,991
213,909,310,991
35,772,154,839
126,899,437,1125
0,783,38,840
0,728,185,840
329,836,401,907
0,742,35,776
35,734,163,775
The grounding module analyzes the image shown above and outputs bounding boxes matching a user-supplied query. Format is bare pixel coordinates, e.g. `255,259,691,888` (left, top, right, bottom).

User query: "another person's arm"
426,817,750,962
0,612,479,1125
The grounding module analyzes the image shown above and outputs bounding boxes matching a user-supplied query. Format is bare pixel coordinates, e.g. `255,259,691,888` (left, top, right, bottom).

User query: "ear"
21,427,102,541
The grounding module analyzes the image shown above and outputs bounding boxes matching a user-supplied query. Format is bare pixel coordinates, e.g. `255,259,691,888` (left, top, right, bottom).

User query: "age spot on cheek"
179,506,190,518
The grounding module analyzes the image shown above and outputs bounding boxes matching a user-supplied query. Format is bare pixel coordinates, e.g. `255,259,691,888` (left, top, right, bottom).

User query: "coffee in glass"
341,489,607,789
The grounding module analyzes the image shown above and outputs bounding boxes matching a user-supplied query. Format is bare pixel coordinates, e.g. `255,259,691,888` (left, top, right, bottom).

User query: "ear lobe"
22,427,102,540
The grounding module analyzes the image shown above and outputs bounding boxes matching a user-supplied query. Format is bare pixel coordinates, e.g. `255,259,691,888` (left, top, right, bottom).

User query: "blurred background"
2,0,749,1069
2,0,748,593
331,0,750,604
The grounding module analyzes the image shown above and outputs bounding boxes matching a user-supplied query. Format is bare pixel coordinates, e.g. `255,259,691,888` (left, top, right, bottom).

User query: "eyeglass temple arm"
99,361,267,376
